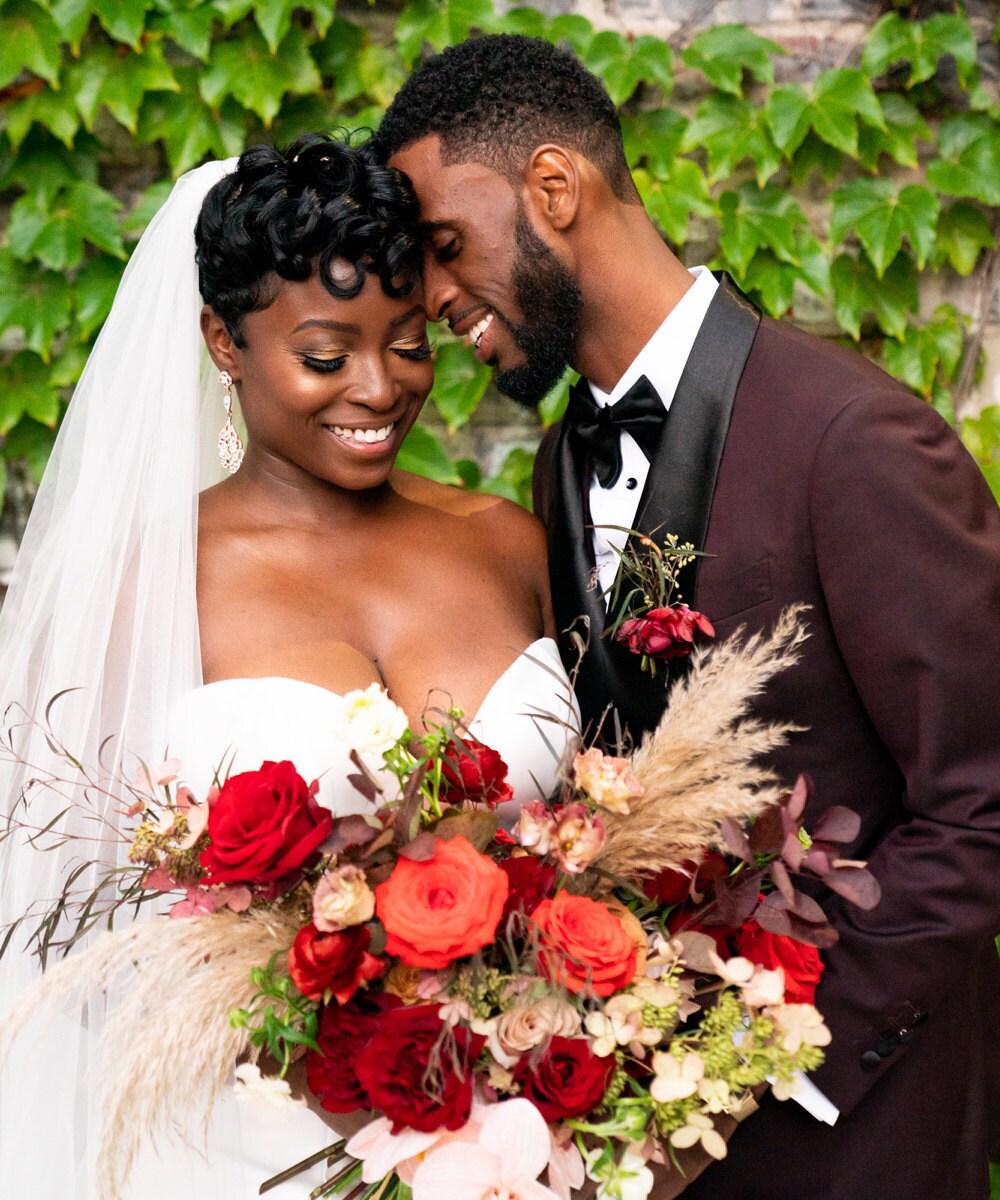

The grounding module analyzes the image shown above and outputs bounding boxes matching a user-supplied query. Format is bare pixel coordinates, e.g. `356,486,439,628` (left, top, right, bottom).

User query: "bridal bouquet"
0,611,879,1200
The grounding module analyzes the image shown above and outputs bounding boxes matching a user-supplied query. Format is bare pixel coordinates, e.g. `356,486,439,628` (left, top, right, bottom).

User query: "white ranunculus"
335,683,408,759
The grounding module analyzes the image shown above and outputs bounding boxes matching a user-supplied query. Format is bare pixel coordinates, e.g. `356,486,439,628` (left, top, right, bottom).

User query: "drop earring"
217,370,244,473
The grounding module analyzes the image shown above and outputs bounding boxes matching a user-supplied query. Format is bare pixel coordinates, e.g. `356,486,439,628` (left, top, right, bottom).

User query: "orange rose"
530,891,638,997
375,836,509,969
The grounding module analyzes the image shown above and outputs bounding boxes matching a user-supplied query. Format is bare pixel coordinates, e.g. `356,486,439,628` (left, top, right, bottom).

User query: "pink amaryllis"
615,605,715,662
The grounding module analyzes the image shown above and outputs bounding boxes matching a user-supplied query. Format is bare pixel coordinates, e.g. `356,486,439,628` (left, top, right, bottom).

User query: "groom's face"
390,136,582,408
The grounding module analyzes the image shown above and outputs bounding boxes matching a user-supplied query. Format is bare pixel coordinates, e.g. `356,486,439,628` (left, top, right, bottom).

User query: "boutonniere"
601,527,715,677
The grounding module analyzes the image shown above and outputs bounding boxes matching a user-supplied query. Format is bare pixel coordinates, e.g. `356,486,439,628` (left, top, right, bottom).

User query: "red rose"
288,921,384,1004
643,852,729,906
615,605,715,661
437,736,514,808
514,1035,615,1121
199,761,332,887
530,892,637,997
306,991,401,1113
500,856,557,927
736,919,825,1005
354,1004,485,1133
375,835,509,969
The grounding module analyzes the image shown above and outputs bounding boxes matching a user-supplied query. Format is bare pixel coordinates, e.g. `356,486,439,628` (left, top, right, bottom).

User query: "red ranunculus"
736,919,825,1005
288,921,384,1004
354,1004,485,1133
199,760,332,887
375,835,509,969
530,892,637,997
615,605,715,661
437,736,514,808
306,991,402,1113
514,1035,615,1121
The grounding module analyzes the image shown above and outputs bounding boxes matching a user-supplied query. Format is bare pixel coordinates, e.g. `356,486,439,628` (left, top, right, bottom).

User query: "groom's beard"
493,211,583,409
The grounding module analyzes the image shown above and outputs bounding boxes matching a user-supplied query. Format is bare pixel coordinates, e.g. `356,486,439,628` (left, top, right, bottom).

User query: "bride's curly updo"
195,133,421,345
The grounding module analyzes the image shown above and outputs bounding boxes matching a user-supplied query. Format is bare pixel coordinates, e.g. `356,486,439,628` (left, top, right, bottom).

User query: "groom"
376,33,1000,1200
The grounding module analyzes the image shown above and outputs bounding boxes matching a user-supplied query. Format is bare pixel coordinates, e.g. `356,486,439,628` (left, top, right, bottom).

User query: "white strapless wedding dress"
123,637,579,1200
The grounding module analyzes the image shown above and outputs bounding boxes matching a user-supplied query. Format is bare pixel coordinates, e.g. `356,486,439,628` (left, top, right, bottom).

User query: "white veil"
0,158,240,1198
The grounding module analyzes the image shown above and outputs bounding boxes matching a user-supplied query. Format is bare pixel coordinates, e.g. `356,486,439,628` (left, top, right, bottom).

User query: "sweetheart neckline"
190,636,557,727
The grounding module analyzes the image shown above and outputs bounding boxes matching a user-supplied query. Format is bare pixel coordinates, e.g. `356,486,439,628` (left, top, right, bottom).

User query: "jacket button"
861,1050,882,1072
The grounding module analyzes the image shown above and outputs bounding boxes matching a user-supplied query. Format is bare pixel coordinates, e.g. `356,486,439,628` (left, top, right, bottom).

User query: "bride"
0,135,578,1198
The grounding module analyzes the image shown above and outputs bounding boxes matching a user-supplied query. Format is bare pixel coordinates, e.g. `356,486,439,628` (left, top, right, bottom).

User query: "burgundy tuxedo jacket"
533,277,1000,1199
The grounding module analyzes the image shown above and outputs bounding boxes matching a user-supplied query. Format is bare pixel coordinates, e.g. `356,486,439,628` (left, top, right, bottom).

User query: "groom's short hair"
375,34,638,202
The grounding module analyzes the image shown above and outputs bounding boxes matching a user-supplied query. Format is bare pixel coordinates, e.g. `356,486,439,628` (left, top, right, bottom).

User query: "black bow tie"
565,374,666,488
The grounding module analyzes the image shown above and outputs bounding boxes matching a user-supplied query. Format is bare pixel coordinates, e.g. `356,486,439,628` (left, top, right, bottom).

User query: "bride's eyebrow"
291,318,360,335
390,305,425,328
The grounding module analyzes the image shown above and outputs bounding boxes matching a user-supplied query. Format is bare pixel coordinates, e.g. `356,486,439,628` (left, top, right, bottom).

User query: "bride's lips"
324,420,400,455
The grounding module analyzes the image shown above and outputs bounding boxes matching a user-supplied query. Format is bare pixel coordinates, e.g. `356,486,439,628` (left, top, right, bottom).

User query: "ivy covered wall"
2,0,1000,575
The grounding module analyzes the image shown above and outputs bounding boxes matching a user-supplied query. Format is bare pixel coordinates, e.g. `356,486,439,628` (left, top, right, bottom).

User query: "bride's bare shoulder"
391,469,545,546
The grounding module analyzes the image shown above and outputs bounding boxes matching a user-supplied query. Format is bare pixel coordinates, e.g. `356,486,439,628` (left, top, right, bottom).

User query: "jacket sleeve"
804,386,1000,1115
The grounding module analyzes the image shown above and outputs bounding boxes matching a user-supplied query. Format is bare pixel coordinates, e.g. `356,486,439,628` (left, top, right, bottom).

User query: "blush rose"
375,835,509,969
199,760,332,887
530,892,638,998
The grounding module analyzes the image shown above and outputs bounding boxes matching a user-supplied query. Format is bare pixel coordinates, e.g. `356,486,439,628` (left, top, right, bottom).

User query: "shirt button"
625,477,638,490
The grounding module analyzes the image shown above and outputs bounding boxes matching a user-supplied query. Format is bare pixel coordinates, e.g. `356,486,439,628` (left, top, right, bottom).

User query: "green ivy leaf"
267,93,341,147
682,94,781,186
634,159,714,246
584,31,674,104
961,406,1000,495
0,352,61,434
209,0,254,27
926,113,1000,206
394,0,496,67
2,415,59,483
68,41,178,134
881,305,965,398
312,18,366,104
4,84,81,152
718,183,805,276
682,24,782,97
0,250,73,359
47,0,92,50
479,446,535,508
808,68,886,158
933,201,996,276
200,25,321,126
91,0,152,49
830,178,939,275
497,6,546,38
544,14,593,55
737,251,798,318
539,370,573,429
857,92,930,171
395,422,462,485
622,109,687,176
861,11,978,90
138,79,246,175
764,83,812,157
8,181,125,270
121,178,173,235
74,256,124,339
429,340,491,433
150,5,217,59
0,133,96,204
252,0,301,54
0,0,63,89
356,43,409,110
830,250,918,341
787,132,844,186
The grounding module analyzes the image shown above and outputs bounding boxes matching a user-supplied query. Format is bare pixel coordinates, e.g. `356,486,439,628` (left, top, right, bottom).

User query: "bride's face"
213,265,433,491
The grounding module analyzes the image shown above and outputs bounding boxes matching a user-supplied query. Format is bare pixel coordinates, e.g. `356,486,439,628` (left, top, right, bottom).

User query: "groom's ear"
200,307,241,379
522,145,580,233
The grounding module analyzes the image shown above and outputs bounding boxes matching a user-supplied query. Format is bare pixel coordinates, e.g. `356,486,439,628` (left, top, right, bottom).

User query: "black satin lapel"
635,274,761,603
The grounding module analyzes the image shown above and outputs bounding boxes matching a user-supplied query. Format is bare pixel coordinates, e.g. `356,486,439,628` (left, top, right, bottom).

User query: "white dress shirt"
581,265,839,1127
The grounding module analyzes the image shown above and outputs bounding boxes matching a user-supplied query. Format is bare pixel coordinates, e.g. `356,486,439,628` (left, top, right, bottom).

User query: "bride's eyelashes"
393,343,432,362
301,354,348,374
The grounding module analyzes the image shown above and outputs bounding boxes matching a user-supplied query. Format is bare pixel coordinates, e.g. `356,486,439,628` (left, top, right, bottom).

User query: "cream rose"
491,996,582,1065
